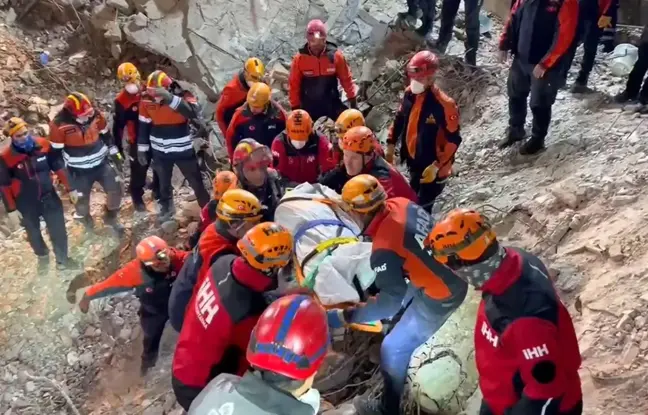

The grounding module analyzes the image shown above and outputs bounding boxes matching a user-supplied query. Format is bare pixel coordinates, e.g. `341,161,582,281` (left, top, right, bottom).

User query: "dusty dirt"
1,4,648,415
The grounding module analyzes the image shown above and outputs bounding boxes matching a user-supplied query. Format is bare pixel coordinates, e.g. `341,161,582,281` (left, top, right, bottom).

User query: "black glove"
109,152,124,172
137,151,150,167
348,97,358,109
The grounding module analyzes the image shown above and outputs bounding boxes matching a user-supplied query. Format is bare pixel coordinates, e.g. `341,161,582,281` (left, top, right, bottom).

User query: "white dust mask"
410,80,426,94
125,83,140,94
291,140,306,149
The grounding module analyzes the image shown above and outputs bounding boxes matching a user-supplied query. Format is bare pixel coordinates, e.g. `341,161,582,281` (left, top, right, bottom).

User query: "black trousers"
508,57,564,140
152,155,210,215
139,305,168,366
128,143,160,205
19,191,68,261
409,167,446,213
301,98,347,123
625,36,648,103
437,0,482,64
480,399,583,415
69,161,123,218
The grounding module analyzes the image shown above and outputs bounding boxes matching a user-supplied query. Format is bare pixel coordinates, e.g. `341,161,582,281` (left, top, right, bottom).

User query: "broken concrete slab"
91,4,118,31
104,21,123,42
107,0,134,14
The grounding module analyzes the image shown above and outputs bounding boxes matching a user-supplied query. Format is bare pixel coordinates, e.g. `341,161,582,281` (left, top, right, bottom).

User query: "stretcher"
274,183,383,333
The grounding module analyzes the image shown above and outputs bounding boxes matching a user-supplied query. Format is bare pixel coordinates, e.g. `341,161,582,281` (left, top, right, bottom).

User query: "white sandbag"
407,288,480,414
275,183,376,305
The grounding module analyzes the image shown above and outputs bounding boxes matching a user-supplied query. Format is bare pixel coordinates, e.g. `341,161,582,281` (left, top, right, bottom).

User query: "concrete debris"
107,0,135,14
91,4,118,31
66,351,80,367
608,243,625,262
322,403,356,414
104,22,123,43
611,194,638,207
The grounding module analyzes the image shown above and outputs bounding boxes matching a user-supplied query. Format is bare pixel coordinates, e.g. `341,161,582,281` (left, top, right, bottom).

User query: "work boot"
56,257,80,271
140,356,157,377
415,18,433,38
465,50,477,67
396,11,417,29
353,395,388,415
498,126,526,149
435,40,449,54
614,89,635,104
74,213,95,233
520,136,546,155
37,254,49,273
570,76,590,94
104,209,125,236
133,200,147,213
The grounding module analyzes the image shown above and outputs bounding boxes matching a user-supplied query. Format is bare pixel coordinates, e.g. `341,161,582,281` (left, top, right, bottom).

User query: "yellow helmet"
244,58,266,83
117,62,141,84
341,174,387,213
247,83,271,111
3,117,27,137
216,189,263,223
237,222,293,272
335,109,365,140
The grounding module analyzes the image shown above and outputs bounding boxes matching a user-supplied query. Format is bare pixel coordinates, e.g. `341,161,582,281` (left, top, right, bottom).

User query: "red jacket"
319,156,418,203
225,101,287,158
215,71,250,136
169,221,239,331
172,254,272,398
271,131,336,185
476,248,582,415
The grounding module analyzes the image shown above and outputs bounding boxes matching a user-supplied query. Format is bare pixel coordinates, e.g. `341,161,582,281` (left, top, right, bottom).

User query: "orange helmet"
216,189,263,223
244,57,266,83
425,208,497,266
64,92,94,119
341,174,387,213
340,126,375,155
247,82,271,111
237,222,293,272
212,171,238,200
335,109,365,140
146,70,173,89
136,235,169,266
232,139,273,169
286,110,313,142
3,117,27,137
117,62,141,84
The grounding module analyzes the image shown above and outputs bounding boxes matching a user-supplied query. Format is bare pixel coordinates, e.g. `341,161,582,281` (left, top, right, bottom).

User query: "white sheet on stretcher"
274,183,376,305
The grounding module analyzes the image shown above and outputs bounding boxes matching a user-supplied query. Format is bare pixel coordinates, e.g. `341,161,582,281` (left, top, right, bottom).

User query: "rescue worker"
497,0,578,154
137,70,210,220
426,208,582,415
215,57,266,136
75,236,189,375
435,0,482,66
225,82,286,158
320,126,417,202
172,222,294,410
396,0,436,39
332,108,384,164
49,92,124,234
288,19,358,122
113,62,160,211
271,109,336,186
188,294,329,415
187,171,239,249
168,189,263,331
570,0,618,93
614,25,648,108
388,51,461,212
327,175,467,415
0,118,77,271
232,139,285,221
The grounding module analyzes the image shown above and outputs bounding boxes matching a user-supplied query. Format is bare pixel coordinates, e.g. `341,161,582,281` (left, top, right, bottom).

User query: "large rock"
123,0,391,99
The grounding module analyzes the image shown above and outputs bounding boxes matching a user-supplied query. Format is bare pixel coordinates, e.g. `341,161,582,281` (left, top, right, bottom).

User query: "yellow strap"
348,321,384,333
313,236,358,254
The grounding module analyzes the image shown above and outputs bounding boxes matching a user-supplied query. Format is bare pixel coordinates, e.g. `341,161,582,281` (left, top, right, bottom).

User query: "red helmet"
232,138,273,169
64,92,94,118
247,295,329,380
306,19,327,40
407,50,439,80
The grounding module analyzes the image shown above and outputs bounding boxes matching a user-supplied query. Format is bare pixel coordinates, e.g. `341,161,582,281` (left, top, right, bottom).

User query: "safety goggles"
142,250,169,267
241,146,273,170
239,237,291,268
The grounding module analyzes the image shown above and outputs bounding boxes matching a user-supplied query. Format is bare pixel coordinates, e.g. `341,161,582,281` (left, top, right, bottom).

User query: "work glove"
385,143,395,164
137,151,150,167
7,210,22,223
109,149,124,172
420,163,439,184
153,88,175,105
598,15,612,29
78,293,90,314
327,309,347,329
348,97,358,109
68,190,79,205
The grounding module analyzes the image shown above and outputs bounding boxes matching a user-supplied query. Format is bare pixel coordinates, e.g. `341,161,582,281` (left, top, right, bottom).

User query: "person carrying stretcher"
327,174,467,415
171,222,294,410
271,109,336,186
319,126,417,202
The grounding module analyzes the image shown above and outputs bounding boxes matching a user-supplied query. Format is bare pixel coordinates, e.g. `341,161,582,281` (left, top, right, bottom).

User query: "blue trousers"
379,286,455,412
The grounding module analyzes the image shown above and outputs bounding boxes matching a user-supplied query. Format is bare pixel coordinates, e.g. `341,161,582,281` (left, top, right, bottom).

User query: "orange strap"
406,94,425,159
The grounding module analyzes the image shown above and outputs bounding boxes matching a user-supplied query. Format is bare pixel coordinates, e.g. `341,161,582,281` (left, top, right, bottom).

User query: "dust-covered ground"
2,4,648,415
